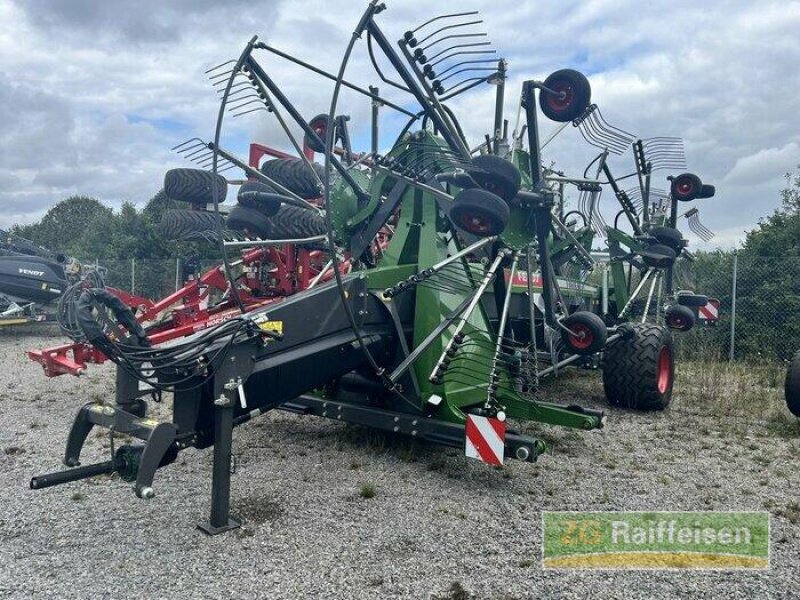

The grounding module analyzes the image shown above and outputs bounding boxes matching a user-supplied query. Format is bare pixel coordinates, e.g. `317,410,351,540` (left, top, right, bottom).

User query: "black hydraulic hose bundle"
73,287,254,392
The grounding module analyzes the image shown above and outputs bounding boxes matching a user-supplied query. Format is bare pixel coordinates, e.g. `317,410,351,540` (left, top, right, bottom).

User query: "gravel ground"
1,327,799,599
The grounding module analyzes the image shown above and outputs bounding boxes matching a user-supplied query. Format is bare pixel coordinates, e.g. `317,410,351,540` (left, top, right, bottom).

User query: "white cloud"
0,0,799,254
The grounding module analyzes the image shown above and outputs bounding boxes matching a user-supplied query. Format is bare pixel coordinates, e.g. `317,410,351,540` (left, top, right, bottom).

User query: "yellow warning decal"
258,320,283,339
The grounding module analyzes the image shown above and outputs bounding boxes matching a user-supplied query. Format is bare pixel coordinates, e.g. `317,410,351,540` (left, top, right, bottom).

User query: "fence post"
729,252,738,362
131,257,136,295
175,258,181,292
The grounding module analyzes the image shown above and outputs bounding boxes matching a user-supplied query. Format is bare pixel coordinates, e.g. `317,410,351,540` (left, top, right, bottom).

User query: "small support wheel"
671,173,703,202
305,113,331,153
539,69,592,123
449,188,510,237
467,155,521,202
560,311,607,355
665,304,695,332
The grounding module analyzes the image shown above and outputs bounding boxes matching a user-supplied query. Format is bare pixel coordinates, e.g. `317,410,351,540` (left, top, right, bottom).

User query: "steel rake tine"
426,41,492,63
415,20,485,48
411,11,480,34
205,59,236,75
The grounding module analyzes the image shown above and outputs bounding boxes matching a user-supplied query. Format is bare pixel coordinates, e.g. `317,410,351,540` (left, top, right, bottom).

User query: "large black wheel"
260,158,324,199
164,169,228,207
539,69,592,123
560,311,607,355
603,323,674,411
665,304,695,332
786,352,800,417
159,209,225,241
236,181,283,217
266,205,327,240
226,206,271,239
671,173,702,202
449,188,509,237
648,226,683,252
467,155,521,202
304,114,330,153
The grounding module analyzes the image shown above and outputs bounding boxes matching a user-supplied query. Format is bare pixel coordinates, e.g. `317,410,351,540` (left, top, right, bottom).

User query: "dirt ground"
1,327,798,599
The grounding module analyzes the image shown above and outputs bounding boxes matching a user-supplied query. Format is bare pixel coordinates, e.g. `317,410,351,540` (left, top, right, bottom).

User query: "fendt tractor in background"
29,3,719,534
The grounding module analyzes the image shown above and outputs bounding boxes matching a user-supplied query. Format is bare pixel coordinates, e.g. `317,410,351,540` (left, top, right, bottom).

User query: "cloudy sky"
1,0,799,249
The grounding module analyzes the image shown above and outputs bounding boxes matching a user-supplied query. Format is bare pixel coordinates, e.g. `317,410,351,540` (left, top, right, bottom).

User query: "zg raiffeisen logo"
542,511,769,569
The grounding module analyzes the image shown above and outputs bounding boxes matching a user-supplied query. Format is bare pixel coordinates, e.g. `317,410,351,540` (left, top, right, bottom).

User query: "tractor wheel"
697,184,716,199
226,205,271,239
648,226,683,251
603,323,674,411
449,188,510,237
560,311,607,355
639,243,676,269
665,304,695,332
468,154,522,202
676,291,708,308
265,205,327,240
304,114,330,153
159,209,225,241
260,158,324,199
236,181,283,217
164,168,228,208
786,352,800,418
539,69,592,123
671,173,702,202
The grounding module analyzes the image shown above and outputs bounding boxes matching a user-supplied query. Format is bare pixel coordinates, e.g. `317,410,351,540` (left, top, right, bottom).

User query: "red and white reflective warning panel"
699,297,720,323
465,414,506,466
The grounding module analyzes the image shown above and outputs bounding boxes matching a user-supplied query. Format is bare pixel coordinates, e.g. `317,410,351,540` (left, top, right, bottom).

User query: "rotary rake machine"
29,3,714,534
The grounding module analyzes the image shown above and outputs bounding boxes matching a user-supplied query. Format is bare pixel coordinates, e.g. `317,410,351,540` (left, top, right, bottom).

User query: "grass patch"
359,483,376,499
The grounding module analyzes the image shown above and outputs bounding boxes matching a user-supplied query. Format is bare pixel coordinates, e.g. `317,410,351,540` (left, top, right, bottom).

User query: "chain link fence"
673,254,800,363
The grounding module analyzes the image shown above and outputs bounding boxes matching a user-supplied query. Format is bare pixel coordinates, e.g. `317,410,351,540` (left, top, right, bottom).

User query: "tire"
539,69,592,123
639,243,676,269
468,155,521,202
265,205,327,240
648,226,683,251
159,209,225,241
237,181,282,217
560,311,607,355
697,184,716,199
449,188,509,236
786,352,800,418
671,173,702,202
260,158,323,199
164,169,228,207
676,291,708,308
305,114,330,153
226,206,271,239
603,323,674,411
665,304,695,332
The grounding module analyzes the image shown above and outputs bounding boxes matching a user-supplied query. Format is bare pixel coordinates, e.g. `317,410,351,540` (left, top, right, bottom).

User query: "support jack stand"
197,391,240,535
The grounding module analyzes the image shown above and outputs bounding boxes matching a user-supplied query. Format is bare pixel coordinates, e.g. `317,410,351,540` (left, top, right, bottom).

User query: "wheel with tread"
697,184,716,199
237,181,283,217
603,323,674,411
539,69,592,123
260,158,324,199
265,205,327,240
164,168,228,207
159,209,225,241
449,188,509,237
676,291,708,308
786,352,800,417
639,243,676,269
468,155,521,202
560,311,607,355
226,206,271,239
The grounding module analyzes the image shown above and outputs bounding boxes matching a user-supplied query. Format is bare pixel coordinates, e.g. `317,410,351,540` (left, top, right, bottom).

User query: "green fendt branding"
542,511,770,569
